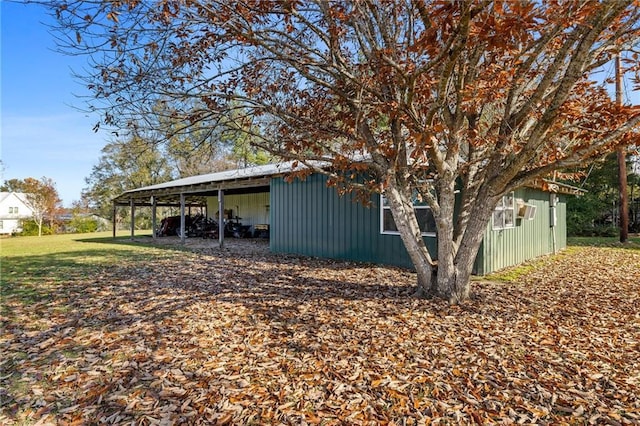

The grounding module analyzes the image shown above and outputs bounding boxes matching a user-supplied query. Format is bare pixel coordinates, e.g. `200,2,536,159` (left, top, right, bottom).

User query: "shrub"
68,216,99,233
17,219,53,236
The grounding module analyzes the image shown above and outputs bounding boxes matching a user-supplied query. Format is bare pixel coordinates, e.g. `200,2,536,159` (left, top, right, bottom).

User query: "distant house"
113,163,583,275
0,192,34,235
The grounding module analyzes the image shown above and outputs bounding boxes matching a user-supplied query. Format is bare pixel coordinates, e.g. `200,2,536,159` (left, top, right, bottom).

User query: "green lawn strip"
1,232,168,309
567,235,640,249
480,236,639,284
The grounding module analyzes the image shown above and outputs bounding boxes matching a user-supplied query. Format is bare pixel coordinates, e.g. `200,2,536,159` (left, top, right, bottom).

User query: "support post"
130,198,135,240
180,193,186,244
550,194,558,254
112,202,117,238
218,189,224,249
151,196,157,239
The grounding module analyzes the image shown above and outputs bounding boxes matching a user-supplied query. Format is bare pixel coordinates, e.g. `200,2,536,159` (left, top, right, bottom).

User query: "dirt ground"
130,234,272,255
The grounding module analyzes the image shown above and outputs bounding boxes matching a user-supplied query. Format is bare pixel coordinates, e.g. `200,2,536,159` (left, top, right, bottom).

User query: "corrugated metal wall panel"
270,174,436,268
206,192,270,230
479,188,568,274
271,176,568,273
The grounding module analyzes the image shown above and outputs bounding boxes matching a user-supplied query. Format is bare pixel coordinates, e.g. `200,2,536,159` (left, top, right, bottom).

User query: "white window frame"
492,192,516,230
380,193,436,237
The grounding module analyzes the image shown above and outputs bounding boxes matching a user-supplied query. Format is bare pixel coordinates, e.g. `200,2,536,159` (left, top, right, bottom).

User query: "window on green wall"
380,193,436,236
492,192,516,230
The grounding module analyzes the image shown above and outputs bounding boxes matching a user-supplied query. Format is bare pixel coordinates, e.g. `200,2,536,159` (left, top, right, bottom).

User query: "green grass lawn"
1,230,155,257
1,231,165,309
567,234,640,249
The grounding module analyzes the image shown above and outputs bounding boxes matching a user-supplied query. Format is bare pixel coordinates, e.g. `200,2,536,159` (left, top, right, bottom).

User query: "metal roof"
113,159,584,207
112,162,305,206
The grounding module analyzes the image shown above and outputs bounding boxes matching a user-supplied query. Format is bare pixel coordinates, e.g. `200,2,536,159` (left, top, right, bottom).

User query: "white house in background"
0,192,34,235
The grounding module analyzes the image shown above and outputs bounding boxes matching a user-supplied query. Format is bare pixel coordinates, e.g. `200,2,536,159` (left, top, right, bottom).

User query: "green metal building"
114,163,577,275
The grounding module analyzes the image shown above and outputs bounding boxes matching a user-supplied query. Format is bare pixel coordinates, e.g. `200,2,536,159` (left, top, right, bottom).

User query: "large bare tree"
44,0,640,303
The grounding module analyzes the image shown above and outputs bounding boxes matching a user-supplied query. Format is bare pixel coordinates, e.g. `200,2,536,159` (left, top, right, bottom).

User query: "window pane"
504,209,514,227
493,210,504,228
383,210,398,232
504,193,514,208
411,191,429,207
415,208,436,233
492,192,516,229
382,207,436,234
380,193,436,235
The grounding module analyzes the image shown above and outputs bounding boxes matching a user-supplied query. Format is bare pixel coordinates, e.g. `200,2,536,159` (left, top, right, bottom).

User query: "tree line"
567,153,640,236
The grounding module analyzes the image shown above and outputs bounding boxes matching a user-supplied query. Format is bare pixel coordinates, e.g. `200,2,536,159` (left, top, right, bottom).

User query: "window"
0,220,3,229
380,193,436,236
8,207,18,215
493,192,516,230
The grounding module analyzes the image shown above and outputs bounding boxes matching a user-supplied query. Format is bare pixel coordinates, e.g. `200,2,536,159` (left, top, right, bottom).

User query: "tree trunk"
436,234,485,304
385,176,497,303
434,179,459,301
440,197,496,303
383,182,437,298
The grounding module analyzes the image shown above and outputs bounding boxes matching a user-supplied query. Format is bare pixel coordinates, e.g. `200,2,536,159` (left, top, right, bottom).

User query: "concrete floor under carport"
128,234,271,256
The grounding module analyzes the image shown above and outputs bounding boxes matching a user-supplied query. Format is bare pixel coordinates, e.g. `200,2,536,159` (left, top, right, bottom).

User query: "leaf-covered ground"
1,242,639,425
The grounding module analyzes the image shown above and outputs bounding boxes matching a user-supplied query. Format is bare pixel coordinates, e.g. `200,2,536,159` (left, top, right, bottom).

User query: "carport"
112,164,290,247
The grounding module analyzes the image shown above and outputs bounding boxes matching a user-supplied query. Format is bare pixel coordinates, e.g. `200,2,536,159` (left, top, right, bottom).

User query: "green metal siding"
271,176,567,274
270,174,437,268
476,189,567,275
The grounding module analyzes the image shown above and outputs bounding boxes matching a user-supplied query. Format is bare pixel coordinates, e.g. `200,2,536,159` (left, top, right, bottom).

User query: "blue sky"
1,2,108,207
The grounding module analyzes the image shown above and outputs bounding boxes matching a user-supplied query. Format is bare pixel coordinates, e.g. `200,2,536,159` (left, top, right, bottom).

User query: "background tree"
1,179,27,194
47,1,640,303
82,121,258,226
567,148,640,235
567,153,628,236
150,100,238,176
82,135,174,227
1,177,62,236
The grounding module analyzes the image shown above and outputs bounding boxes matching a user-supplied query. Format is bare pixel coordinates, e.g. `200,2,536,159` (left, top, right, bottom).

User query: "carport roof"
113,159,585,207
113,162,302,206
